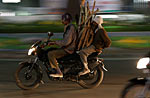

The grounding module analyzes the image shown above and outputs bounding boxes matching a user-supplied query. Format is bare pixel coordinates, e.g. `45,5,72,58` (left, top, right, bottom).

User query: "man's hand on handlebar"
40,41,56,48
48,41,56,46
41,42,48,48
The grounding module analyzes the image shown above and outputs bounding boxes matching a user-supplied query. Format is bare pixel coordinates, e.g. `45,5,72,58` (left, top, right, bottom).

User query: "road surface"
0,58,145,98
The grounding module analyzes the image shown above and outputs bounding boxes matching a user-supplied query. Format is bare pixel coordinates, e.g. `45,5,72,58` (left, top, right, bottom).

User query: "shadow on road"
1,81,87,98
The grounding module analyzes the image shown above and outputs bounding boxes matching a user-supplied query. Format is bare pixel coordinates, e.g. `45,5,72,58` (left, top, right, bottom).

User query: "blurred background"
0,0,149,54
0,1,149,98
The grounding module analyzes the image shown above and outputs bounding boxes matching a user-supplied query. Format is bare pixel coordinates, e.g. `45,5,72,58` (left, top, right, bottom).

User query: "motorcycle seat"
58,52,79,61
58,52,100,61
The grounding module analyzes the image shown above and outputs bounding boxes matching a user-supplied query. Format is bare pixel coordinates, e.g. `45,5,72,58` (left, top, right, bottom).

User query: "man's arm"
100,28,111,48
55,26,75,47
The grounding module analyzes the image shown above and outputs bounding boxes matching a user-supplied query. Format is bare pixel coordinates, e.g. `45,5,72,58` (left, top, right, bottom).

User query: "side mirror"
48,32,53,37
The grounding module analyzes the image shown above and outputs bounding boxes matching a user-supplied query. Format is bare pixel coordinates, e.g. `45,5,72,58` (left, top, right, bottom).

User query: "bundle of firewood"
77,0,99,50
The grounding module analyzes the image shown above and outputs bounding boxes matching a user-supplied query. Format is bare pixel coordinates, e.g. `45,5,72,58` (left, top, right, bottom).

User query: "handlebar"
34,32,54,48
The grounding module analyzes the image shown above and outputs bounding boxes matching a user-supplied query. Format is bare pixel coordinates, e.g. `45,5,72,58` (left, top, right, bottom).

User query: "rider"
79,16,111,76
47,13,77,78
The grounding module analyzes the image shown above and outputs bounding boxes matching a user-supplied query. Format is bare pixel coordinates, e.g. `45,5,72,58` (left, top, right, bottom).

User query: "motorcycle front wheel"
15,62,41,90
120,83,150,98
78,66,104,89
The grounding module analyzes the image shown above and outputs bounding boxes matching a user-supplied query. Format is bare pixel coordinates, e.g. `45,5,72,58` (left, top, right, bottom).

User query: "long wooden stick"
78,10,99,50
78,0,86,31
86,29,94,47
81,0,85,6
84,9,99,26
77,0,100,50
77,27,88,50
92,0,96,13
81,27,90,48
87,1,91,17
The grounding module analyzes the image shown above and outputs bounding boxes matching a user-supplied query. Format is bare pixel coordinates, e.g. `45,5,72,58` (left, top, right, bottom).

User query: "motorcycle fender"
19,61,31,66
129,77,147,84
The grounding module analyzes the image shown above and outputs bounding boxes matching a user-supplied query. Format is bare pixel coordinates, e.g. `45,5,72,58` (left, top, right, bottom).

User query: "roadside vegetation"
0,36,149,50
0,20,150,33
0,19,150,49
111,36,150,49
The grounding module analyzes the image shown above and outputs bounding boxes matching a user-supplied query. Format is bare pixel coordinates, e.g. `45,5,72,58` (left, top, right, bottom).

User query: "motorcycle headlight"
137,57,150,69
28,47,36,56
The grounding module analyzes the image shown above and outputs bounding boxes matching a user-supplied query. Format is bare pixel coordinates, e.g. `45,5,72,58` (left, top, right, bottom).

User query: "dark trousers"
48,48,68,69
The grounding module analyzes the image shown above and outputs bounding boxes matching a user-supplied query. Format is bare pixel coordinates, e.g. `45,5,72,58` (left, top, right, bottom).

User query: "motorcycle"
120,53,150,98
15,32,107,90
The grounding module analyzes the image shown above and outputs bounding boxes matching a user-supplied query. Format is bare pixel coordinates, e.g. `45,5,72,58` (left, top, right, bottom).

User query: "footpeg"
40,80,45,84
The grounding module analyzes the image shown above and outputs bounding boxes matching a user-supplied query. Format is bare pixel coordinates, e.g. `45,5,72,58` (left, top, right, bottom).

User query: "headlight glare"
137,57,150,69
28,48,36,55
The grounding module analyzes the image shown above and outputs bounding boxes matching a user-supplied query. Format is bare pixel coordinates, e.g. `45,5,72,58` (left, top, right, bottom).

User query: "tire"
121,83,150,98
15,62,40,90
78,66,104,89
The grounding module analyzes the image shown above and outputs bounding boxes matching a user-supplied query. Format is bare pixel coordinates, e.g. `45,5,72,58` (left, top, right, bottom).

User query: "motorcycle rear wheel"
78,66,104,89
15,62,40,90
120,83,150,98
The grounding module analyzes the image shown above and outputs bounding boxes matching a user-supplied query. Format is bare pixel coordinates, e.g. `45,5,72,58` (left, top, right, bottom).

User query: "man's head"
62,13,72,25
92,16,103,28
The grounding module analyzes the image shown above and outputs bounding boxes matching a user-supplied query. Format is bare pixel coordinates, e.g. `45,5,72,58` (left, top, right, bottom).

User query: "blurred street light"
2,0,21,3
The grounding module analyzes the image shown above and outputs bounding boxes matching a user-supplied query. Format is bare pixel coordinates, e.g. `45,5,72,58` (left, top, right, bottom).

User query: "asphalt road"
0,58,145,98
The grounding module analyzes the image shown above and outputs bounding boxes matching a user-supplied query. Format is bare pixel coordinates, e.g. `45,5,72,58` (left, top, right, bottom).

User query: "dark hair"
62,13,72,22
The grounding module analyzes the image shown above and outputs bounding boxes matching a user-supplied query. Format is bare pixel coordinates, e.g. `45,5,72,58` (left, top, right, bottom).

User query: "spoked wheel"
15,62,40,90
78,66,104,89
121,83,150,98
